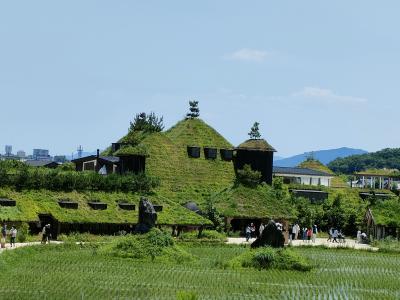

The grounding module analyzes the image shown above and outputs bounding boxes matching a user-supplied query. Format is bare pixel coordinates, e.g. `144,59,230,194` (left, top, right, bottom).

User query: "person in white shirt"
10,226,17,247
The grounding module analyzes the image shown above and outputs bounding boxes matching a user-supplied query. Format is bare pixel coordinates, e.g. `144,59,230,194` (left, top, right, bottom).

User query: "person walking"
356,230,362,243
302,227,307,242
312,224,318,243
307,227,312,242
259,223,265,237
9,226,17,247
294,224,300,240
41,225,47,244
245,224,251,242
327,227,333,242
250,223,256,238
1,224,7,249
292,224,298,241
332,228,339,243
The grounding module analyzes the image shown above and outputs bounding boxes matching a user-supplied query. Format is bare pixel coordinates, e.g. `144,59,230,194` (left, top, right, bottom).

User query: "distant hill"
328,148,400,174
274,147,368,167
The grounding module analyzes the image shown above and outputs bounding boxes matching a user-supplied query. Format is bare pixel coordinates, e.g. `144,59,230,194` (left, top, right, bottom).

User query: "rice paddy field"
0,244,399,299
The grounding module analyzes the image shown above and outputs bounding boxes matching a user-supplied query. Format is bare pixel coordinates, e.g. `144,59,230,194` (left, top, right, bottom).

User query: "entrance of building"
37,214,58,240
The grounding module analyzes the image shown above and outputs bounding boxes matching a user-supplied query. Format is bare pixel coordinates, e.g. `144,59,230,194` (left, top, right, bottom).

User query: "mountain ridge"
274,147,368,167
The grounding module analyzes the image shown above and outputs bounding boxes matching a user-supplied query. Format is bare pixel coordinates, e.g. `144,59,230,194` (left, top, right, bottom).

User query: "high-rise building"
5,145,12,156
33,149,50,160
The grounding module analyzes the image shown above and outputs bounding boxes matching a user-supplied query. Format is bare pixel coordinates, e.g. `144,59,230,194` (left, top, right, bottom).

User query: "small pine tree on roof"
248,122,261,139
186,101,200,119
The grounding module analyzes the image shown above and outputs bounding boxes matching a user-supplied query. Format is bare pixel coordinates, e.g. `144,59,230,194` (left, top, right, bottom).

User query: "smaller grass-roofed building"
235,139,276,185
209,184,297,239
365,198,400,240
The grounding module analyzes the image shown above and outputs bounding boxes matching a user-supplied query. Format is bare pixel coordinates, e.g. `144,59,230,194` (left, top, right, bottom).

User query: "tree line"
328,148,400,174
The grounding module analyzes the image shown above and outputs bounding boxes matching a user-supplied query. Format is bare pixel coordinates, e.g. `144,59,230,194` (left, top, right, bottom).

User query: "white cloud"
224,48,269,62
292,87,367,104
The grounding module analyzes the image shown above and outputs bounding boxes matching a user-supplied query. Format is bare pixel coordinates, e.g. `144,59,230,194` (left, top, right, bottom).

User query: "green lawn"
0,244,399,299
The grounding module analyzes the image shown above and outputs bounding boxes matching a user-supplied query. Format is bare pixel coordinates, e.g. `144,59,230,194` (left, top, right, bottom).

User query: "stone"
251,220,285,248
135,197,157,234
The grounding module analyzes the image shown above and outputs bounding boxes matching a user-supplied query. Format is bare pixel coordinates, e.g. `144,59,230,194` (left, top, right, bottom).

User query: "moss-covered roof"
0,188,211,226
209,184,296,219
114,145,149,157
370,198,400,227
236,139,276,152
110,119,236,206
165,118,233,148
298,159,348,188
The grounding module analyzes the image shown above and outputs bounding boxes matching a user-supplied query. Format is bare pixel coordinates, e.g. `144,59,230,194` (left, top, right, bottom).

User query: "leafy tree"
204,197,224,232
236,164,262,188
324,194,346,229
130,112,164,133
186,101,200,119
248,122,261,139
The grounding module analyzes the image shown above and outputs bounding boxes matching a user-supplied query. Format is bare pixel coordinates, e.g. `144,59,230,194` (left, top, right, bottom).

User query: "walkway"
226,237,379,251
0,241,62,254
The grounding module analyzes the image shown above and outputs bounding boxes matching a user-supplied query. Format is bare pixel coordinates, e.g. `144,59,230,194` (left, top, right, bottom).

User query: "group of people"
327,227,346,243
245,221,283,242
1,224,18,248
288,223,318,243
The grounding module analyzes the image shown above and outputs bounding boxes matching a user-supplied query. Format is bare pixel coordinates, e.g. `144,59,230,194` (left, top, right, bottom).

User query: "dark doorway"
38,214,59,240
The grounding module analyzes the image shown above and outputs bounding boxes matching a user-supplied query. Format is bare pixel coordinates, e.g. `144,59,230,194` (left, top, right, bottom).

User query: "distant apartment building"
5,145,12,156
33,149,51,160
54,155,67,163
17,150,26,158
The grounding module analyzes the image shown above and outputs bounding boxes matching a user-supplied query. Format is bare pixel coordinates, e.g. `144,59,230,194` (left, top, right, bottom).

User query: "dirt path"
226,237,379,251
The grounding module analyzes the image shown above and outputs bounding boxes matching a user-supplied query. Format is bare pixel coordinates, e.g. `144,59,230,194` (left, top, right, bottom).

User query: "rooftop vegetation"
0,188,211,225
298,158,348,188
370,198,400,227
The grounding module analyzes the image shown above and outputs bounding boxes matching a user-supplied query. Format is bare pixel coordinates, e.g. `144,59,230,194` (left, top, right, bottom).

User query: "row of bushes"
0,164,160,193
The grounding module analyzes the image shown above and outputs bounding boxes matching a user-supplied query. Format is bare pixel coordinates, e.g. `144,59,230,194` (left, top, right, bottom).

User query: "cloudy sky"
0,1,399,157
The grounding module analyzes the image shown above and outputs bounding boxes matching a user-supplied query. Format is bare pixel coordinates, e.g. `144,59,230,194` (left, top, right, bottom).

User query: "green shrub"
100,228,194,263
17,222,29,243
176,290,198,300
229,247,312,272
235,164,262,188
178,230,227,242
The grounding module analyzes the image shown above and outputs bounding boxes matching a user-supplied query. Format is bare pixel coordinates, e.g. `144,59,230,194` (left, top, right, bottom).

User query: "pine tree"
186,101,200,119
248,122,261,139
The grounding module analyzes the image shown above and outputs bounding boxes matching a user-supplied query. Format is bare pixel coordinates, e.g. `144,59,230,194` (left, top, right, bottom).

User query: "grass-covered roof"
209,184,297,219
114,145,149,157
298,159,348,188
370,198,400,227
0,188,211,226
109,119,236,206
236,139,276,152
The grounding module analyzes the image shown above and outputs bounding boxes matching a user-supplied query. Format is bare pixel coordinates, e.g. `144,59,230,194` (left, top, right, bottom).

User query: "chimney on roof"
96,149,100,158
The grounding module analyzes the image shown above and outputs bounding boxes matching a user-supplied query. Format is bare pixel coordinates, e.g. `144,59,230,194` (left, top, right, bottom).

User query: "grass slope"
143,119,236,205
210,184,297,219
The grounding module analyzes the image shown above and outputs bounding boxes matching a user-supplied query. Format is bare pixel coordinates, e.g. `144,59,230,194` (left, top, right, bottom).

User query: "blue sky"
0,1,399,157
